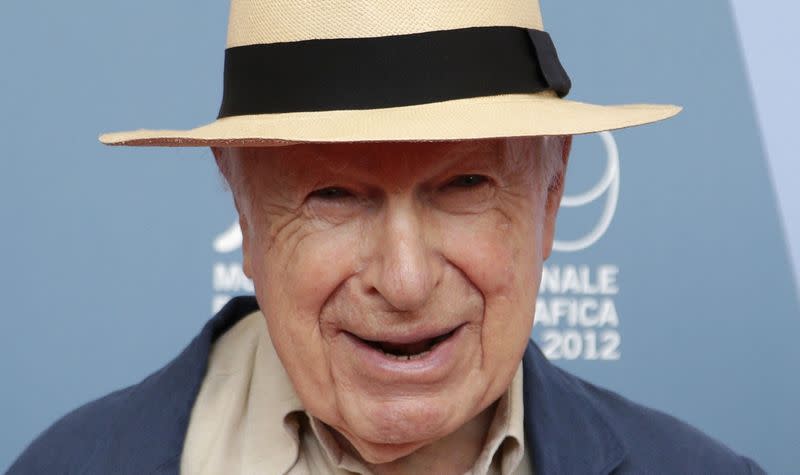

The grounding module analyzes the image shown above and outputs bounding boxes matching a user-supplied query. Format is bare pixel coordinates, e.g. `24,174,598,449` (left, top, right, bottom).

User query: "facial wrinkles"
227,139,553,466
309,141,533,320
238,139,546,338
320,264,481,342
239,150,332,245
317,200,455,338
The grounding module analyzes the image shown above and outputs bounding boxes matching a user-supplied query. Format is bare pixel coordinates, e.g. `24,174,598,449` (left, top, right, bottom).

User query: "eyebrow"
265,140,510,190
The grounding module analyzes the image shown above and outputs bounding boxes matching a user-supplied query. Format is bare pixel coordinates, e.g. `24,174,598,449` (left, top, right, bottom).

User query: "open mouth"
351,326,461,361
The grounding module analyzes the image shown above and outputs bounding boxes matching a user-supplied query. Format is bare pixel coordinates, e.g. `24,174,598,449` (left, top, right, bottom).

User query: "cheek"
249,221,364,417
251,218,363,323
439,210,541,300
439,209,542,366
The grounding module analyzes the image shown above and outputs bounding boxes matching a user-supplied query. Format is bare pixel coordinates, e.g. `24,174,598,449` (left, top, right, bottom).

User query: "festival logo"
534,131,622,361
553,131,619,253
211,132,624,361
211,221,250,314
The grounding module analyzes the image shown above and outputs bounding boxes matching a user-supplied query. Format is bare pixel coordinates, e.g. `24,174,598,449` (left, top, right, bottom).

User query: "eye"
445,174,490,188
434,173,495,213
305,186,362,222
308,186,353,200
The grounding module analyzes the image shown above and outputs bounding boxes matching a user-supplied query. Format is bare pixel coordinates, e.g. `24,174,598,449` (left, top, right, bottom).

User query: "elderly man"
9,0,764,474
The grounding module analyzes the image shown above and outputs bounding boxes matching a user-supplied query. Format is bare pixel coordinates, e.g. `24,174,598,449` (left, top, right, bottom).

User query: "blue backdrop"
1,1,798,473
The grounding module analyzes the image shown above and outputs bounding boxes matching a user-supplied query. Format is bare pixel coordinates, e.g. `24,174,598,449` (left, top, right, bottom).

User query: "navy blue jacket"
8,296,765,474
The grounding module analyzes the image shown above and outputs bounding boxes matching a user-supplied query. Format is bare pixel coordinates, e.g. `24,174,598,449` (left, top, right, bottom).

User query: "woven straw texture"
100,92,681,147
100,0,680,147
227,0,543,47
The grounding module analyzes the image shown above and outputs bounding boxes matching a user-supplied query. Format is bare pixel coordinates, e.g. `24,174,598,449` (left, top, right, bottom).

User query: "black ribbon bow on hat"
527,28,572,98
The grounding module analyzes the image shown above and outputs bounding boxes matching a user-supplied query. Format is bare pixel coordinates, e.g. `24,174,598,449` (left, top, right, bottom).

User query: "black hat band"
217,26,571,118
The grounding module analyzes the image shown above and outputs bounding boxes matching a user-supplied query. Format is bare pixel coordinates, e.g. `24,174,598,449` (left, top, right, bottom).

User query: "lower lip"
342,325,466,383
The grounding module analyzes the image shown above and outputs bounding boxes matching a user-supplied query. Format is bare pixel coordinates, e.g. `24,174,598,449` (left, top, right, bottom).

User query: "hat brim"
99,92,681,147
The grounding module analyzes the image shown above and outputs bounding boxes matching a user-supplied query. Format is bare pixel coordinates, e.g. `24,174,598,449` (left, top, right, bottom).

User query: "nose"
361,196,442,312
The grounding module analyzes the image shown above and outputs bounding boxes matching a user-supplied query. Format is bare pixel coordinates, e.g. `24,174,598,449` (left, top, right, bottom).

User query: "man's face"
218,137,568,463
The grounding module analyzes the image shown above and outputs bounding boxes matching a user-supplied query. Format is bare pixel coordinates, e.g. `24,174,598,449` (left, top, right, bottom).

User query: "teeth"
361,327,459,360
380,348,431,360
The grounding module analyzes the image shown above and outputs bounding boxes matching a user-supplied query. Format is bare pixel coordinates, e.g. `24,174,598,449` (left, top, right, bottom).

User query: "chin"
338,396,463,460
350,438,428,465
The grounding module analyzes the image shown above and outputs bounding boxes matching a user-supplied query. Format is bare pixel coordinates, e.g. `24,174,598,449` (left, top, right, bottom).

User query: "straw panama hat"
99,0,681,147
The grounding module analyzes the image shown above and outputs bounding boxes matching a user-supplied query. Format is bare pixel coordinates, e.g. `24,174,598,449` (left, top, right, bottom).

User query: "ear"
212,147,254,279
541,135,572,261
240,213,254,279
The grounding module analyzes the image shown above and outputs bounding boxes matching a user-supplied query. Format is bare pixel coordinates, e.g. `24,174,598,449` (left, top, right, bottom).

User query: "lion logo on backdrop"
213,221,243,255
211,222,252,314
211,132,624,361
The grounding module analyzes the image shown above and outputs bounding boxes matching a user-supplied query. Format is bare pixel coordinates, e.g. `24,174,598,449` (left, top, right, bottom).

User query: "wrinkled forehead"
223,137,544,186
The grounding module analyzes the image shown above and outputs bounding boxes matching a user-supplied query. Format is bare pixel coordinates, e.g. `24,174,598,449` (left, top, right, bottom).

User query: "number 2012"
540,330,621,360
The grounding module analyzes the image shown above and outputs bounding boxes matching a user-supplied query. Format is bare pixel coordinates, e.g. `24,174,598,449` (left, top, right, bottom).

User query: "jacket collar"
521,343,627,475
127,296,626,474
116,296,260,474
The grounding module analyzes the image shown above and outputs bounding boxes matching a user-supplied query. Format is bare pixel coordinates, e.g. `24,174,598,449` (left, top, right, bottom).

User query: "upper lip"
344,323,464,344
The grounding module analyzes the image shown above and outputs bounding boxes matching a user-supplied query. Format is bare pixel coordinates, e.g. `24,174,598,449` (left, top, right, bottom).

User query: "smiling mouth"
351,327,460,361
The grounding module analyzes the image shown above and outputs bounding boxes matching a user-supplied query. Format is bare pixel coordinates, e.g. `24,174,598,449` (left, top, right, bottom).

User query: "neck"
340,401,499,475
